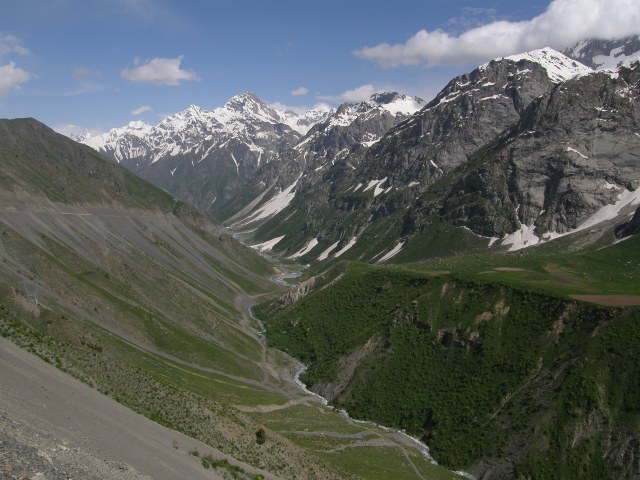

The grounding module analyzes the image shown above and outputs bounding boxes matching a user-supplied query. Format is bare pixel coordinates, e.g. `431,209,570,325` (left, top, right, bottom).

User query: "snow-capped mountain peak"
486,47,593,83
275,104,334,135
325,92,425,129
369,92,425,115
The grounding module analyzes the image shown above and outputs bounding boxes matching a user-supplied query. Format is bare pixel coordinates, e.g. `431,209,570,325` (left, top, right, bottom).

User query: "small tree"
255,428,266,445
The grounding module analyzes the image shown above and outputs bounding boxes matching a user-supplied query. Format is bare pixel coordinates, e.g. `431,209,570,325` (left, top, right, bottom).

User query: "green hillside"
256,239,640,478
0,118,463,480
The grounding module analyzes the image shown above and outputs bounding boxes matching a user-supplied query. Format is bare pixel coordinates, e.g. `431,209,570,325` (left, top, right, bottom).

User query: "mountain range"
76,35,640,266
3,33,640,480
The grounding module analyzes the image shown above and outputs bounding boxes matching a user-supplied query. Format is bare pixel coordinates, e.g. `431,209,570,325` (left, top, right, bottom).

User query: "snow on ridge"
317,241,340,261
288,238,319,259
483,47,593,83
81,93,332,164
275,105,334,135
379,96,424,116
592,48,640,70
377,241,405,263
235,175,302,226
251,235,285,252
333,237,358,258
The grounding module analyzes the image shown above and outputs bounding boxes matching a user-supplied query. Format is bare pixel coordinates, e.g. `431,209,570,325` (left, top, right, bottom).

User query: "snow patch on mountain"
235,175,301,226
288,238,319,259
485,48,593,83
317,241,340,261
377,241,404,262
503,186,640,251
564,35,640,70
251,235,285,252
333,237,358,258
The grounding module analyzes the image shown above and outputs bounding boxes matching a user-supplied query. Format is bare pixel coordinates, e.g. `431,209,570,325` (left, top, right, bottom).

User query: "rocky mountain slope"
80,92,423,223
243,49,639,262
225,92,425,226
564,34,640,69
82,93,332,218
0,118,460,480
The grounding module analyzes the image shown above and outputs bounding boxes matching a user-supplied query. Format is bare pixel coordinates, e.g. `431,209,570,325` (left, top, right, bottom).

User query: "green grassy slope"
256,243,640,478
0,118,466,479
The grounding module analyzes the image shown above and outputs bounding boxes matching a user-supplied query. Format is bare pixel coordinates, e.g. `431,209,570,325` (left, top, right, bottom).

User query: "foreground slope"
0,118,462,480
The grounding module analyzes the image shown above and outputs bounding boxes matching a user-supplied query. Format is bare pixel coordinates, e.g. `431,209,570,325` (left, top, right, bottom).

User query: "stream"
252,271,476,479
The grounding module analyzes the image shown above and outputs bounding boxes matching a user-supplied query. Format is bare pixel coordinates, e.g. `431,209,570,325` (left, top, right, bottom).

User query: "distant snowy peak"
82,120,152,158
369,92,425,115
78,92,335,163
327,92,425,128
218,92,282,125
275,104,334,135
564,35,640,70
486,47,593,83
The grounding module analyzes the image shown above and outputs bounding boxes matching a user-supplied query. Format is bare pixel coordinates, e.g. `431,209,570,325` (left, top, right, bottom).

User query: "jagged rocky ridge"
245,48,639,260
82,93,332,218
225,92,425,227
564,34,640,70
81,92,423,221
78,43,640,263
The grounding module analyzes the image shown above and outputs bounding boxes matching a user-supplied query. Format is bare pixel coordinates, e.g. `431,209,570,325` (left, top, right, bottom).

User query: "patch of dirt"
570,295,640,307
493,267,526,272
475,312,494,324
311,336,381,402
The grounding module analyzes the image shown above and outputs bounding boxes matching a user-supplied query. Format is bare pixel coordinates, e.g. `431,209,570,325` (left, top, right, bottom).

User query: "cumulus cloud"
354,0,640,68
290,86,309,96
131,105,152,115
121,56,199,86
73,66,102,80
0,33,30,56
0,62,32,96
317,84,378,103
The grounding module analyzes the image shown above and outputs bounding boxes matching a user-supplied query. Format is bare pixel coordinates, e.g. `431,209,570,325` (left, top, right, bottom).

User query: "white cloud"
317,84,378,103
354,0,640,68
291,86,308,96
121,56,199,86
0,33,30,56
131,105,152,115
73,66,102,80
0,62,32,96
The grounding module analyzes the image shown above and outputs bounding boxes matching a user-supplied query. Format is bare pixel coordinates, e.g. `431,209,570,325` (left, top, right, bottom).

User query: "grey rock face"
430,64,640,239
564,34,640,69
228,93,424,226
615,206,640,238
260,52,590,255
80,93,331,220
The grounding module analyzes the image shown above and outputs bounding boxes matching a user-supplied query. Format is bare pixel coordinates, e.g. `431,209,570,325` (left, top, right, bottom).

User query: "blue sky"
1,0,638,135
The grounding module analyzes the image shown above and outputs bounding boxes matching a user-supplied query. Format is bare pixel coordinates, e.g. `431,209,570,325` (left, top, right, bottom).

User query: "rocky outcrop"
277,276,316,307
435,64,640,239
615,205,640,238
